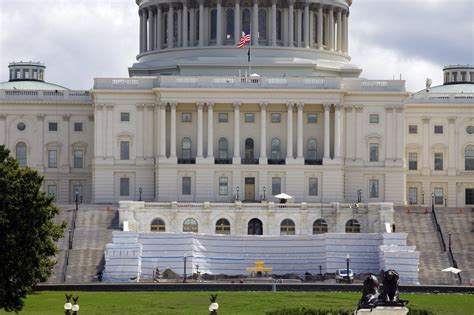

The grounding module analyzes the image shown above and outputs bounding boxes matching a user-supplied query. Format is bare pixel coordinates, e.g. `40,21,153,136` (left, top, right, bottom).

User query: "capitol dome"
0,62,69,91
129,0,360,77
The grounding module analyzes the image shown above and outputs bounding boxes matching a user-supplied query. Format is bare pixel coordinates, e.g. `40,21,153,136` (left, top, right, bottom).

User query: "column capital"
286,102,294,110
448,116,457,123
384,104,394,111
146,103,155,110
354,105,364,111
136,104,145,110
158,101,167,109
334,103,344,110
196,102,205,109
233,101,241,109
344,105,353,112
323,103,332,110
62,114,71,121
421,115,431,123
206,102,215,109
296,102,304,110
395,105,405,112
94,103,104,110
259,102,268,109
35,113,44,121
169,102,177,109
88,115,94,121
106,104,114,110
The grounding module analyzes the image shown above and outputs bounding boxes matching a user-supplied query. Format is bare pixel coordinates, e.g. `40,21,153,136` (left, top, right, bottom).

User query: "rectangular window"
120,112,130,122
434,153,443,171
48,185,57,201
309,178,318,196
408,125,418,134
307,113,317,123
271,113,281,123
182,112,192,122
408,152,418,170
73,150,83,168
369,114,379,124
272,177,281,195
369,143,379,162
434,125,443,134
245,113,255,123
369,179,379,198
408,187,418,205
182,177,191,195
219,177,228,195
48,122,58,131
466,188,474,205
74,122,83,132
120,178,129,196
218,113,228,123
120,141,130,160
48,150,57,168
434,187,443,205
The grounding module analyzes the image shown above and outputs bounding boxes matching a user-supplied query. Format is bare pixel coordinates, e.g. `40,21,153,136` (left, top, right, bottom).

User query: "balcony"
241,158,259,165
215,158,232,164
177,158,196,164
268,159,286,165
305,159,323,165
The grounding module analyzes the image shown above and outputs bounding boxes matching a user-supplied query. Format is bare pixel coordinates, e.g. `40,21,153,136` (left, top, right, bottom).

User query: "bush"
266,308,353,315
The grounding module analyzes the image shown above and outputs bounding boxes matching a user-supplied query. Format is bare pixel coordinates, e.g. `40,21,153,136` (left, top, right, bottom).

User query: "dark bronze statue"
358,274,380,309
380,269,400,303
358,270,407,310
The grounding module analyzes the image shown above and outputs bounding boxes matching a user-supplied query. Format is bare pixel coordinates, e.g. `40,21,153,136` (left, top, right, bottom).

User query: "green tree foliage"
0,145,65,312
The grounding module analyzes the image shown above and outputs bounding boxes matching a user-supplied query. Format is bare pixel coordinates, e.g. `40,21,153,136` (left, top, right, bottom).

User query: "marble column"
199,0,204,46
271,0,277,46
304,2,310,48
159,102,167,157
145,104,155,158
177,8,182,46
190,8,195,45
157,6,163,49
323,103,331,159
234,0,241,45
170,102,177,158
94,106,103,158
0,114,6,147
139,10,144,53
168,4,174,48
286,103,294,159
197,102,204,158
259,102,268,162
337,9,342,52
137,104,145,158
297,103,304,158
448,116,456,172
317,6,323,49
396,106,405,161
288,0,294,47
207,102,214,158
355,105,363,161
328,7,334,51
216,0,222,45
344,11,348,53
149,7,155,50
252,0,259,46
345,106,354,161
385,105,394,161
296,9,302,47
106,105,114,158
422,116,430,172
233,102,241,163
182,1,188,47
334,103,342,159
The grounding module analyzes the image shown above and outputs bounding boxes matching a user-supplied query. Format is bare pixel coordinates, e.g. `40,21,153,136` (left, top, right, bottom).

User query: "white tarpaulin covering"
104,232,419,284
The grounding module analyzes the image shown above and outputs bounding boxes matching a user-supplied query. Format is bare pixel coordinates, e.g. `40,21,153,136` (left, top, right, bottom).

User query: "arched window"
186,11,191,46
245,138,254,159
280,218,296,235
276,10,282,41
16,142,27,167
293,11,297,45
195,10,200,41
307,138,317,160
271,138,281,159
151,218,166,232
183,218,198,233
216,218,231,235
163,13,168,44
313,219,328,234
218,138,228,158
210,9,217,40
345,219,360,233
242,8,251,35
258,9,267,41
465,145,474,170
182,138,191,159
248,218,263,235
173,12,178,43
226,8,235,41
313,13,318,45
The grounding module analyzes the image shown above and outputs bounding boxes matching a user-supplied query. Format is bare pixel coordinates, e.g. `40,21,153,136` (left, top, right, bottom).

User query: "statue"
358,274,380,309
426,78,432,91
379,269,401,304
358,270,407,311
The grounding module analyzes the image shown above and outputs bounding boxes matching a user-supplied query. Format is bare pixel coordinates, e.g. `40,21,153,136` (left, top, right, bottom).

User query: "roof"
0,80,69,91
413,83,474,98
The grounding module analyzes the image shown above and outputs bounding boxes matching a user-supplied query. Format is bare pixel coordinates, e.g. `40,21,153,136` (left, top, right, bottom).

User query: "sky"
0,0,473,92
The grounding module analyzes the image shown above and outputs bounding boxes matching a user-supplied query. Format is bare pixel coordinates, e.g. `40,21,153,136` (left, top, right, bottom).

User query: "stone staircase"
393,208,453,285
47,205,119,283
435,208,474,285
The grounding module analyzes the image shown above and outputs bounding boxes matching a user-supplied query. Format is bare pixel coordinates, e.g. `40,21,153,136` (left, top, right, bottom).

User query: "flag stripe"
237,33,251,48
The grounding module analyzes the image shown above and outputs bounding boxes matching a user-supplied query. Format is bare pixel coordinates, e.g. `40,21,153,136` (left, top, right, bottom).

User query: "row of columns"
157,102,343,162
139,2,349,53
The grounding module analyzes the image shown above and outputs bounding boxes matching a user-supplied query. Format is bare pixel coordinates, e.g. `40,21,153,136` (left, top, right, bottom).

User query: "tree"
0,145,65,312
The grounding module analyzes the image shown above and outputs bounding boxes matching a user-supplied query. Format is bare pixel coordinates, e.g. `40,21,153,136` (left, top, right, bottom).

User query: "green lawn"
2,291,473,315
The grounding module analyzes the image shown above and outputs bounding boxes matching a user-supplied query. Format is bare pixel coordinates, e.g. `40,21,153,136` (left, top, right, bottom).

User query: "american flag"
237,32,251,48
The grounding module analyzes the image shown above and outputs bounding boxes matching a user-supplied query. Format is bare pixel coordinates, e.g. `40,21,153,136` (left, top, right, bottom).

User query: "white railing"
342,79,406,92
93,77,158,90
411,93,474,103
0,89,91,102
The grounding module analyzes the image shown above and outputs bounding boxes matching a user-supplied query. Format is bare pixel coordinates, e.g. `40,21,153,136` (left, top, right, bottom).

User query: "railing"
411,92,474,103
177,158,196,164
268,159,285,165
0,89,91,102
241,158,259,165
62,205,79,283
214,158,232,164
305,159,323,165
430,207,446,252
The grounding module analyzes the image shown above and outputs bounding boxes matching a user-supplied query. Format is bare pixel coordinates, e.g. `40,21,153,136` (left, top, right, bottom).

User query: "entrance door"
244,177,255,201
248,218,263,235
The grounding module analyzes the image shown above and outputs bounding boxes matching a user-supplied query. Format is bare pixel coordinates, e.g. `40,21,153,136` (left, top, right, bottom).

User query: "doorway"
244,177,255,201
248,218,263,235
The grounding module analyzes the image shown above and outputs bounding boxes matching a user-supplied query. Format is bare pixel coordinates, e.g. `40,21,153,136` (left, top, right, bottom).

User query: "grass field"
2,291,473,315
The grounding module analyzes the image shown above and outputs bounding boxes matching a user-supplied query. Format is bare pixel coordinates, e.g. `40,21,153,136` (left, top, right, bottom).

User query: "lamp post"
422,192,425,205
74,190,79,212
448,232,452,251
263,186,266,201
236,186,239,201
183,254,187,283
346,254,351,284
445,196,447,208
138,187,142,201
357,189,362,203
64,297,72,315
431,192,435,212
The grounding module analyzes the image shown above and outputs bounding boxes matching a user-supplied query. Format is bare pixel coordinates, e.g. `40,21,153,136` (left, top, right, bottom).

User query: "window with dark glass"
16,142,27,167
74,150,83,168
226,9,234,41
182,113,192,122
150,218,166,232
408,152,417,170
182,138,191,158
17,122,26,131
434,153,443,171
48,150,57,168
218,112,228,123
183,218,198,233
369,114,379,124
48,122,58,131
369,143,379,162
242,8,251,34
245,138,254,159
120,112,130,122
434,125,443,134
466,188,474,205
120,178,129,196
219,177,228,195
409,187,417,205
271,138,281,159
215,218,231,235
258,9,267,40
74,122,83,132
369,179,379,198
307,139,317,160
309,178,318,196
313,219,328,234
276,10,282,40
271,113,281,123
434,187,443,205
280,219,295,235
465,146,474,170
245,113,254,123
408,125,418,134
48,185,57,201
210,9,217,40
345,219,360,233
307,113,317,123
182,176,191,195
272,177,281,195
218,138,228,158
120,141,130,160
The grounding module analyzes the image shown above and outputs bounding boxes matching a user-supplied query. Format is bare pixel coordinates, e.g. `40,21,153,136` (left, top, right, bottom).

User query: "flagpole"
248,24,252,77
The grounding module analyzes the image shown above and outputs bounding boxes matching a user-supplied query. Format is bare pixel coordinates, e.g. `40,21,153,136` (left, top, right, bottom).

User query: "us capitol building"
0,0,473,236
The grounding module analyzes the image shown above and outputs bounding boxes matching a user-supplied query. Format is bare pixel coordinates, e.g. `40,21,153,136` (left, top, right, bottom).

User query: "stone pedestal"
357,307,409,315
